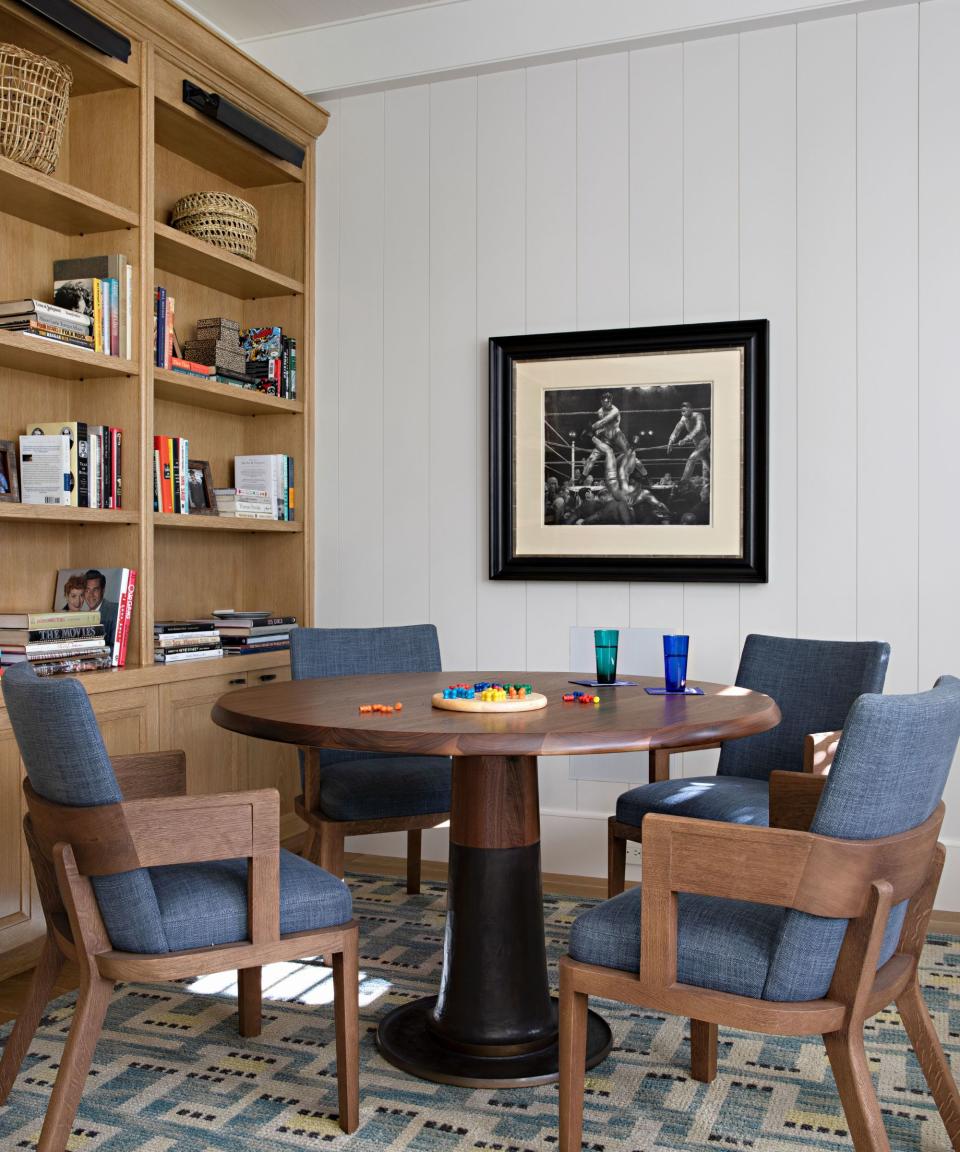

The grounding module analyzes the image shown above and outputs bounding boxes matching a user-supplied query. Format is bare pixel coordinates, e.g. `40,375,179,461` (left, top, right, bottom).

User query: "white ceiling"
181,0,454,43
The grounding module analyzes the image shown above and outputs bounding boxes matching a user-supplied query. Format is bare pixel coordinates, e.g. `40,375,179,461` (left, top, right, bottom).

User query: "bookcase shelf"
0,330,138,380
0,156,140,235
154,223,304,299
0,504,140,526
153,513,302,533
153,368,303,416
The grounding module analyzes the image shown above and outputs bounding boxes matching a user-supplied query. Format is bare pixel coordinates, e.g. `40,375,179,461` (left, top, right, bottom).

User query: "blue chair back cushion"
717,634,890,781
1,662,167,953
763,675,960,1000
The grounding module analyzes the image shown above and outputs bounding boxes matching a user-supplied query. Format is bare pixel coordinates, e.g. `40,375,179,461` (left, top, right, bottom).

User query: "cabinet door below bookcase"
242,665,303,841
91,688,160,756
159,671,249,796
0,712,44,980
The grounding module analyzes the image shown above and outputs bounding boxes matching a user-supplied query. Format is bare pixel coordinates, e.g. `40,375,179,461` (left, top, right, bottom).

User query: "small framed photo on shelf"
0,441,20,502
187,460,218,515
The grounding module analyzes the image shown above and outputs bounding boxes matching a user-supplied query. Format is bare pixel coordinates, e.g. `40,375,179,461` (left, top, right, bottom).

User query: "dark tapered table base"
376,996,612,1087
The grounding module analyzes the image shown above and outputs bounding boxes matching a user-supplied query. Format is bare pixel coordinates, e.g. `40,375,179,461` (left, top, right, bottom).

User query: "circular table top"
212,671,780,758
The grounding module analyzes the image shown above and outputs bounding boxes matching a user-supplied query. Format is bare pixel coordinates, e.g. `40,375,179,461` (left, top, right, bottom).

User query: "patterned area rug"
0,873,957,1151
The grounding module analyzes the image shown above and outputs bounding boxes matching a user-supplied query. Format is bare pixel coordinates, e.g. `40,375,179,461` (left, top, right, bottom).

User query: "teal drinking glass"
663,634,689,692
594,629,619,684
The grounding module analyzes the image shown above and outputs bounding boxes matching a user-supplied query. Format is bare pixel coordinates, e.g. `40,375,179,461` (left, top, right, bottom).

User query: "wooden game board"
431,692,548,713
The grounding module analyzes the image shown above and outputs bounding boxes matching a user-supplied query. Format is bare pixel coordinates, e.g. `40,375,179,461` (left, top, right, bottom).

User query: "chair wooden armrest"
638,807,944,987
768,770,827,830
802,730,842,775
112,751,187,799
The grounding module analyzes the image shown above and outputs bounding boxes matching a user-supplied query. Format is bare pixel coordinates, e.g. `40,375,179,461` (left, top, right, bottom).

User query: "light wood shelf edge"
0,504,140,525
0,155,139,235
154,223,304,299
153,368,302,415
0,330,139,380
153,513,302,533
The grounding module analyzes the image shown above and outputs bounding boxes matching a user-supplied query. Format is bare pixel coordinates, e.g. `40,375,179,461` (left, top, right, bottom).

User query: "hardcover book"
53,567,135,667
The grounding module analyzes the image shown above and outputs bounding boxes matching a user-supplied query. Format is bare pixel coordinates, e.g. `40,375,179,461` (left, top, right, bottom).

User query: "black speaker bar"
182,81,306,169
16,0,131,62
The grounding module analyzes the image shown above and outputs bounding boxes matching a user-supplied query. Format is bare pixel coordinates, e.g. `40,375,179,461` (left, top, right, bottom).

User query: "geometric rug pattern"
0,872,957,1151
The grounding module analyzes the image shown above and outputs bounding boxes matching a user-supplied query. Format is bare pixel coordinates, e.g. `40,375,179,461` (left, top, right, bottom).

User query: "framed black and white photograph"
0,440,19,503
187,460,218,515
489,320,768,582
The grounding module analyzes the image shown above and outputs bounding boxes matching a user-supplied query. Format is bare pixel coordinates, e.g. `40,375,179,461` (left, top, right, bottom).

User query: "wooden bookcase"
0,0,326,975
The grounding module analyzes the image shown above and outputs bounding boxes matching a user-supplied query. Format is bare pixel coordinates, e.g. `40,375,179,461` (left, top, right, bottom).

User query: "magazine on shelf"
53,568,136,667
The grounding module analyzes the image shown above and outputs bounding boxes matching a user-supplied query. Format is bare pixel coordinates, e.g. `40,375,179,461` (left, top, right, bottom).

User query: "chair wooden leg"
690,1018,718,1083
558,971,589,1152
0,935,65,1104
238,966,263,1038
304,821,346,878
36,973,113,1152
406,829,423,895
607,816,627,899
823,1027,891,1152
332,929,360,1133
896,977,960,1147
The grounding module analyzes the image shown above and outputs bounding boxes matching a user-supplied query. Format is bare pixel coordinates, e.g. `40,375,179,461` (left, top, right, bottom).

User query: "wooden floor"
2,852,957,1026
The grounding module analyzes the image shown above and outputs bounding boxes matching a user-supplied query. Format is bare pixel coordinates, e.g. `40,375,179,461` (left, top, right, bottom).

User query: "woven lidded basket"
170,191,259,261
0,42,72,175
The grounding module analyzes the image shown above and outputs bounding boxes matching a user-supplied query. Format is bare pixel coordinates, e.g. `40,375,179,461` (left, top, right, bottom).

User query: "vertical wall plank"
476,70,526,669
796,16,858,639
739,25,797,643
628,43,686,636
857,5,919,693
429,77,478,669
919,0,960,848
337,94,385,626
682,35,742,774
383,86,430,625
315,101,341,625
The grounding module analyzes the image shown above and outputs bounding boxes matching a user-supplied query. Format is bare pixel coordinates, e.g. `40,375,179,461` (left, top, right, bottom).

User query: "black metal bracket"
182,80,306,169
15,0,131,62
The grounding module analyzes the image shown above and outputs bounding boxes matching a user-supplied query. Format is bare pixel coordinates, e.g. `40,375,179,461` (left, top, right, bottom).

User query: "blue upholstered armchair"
291,625,452,893
0,662,360,1150
608,634,890,897
561,676,960,1152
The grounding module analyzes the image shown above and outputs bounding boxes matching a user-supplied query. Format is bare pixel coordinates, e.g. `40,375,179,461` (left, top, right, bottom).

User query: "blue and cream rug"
0,873,957,1151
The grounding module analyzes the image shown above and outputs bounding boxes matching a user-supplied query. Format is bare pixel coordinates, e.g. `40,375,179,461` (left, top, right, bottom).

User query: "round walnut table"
213,671,779,1088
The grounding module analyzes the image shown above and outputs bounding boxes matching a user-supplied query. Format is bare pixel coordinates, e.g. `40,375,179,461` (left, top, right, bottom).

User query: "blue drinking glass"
663,634,689,693
594,629,619,684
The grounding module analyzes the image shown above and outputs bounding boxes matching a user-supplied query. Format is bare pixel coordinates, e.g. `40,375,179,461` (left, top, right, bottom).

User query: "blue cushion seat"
319,757,450,820
616,776,769,829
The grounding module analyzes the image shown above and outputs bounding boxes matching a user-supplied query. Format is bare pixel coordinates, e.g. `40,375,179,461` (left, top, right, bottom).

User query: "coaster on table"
569,679,641,688
644,686,705,696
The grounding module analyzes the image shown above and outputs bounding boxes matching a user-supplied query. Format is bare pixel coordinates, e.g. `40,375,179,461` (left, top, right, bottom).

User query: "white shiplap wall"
314,3,960,906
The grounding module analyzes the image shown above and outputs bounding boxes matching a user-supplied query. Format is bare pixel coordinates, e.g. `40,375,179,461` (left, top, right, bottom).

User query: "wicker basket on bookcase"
0,43,72,175
170,191,259,260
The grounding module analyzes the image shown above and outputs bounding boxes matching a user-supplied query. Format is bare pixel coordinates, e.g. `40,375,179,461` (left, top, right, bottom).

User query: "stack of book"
154,621,223,664
153,285,176,368
213,488,273,519
206,611,297,656
21,422,123,508
0,610,111,676
53,255,133,358
0,299,94,350
234,455,295,521
241,326,297,399
153,435,189,514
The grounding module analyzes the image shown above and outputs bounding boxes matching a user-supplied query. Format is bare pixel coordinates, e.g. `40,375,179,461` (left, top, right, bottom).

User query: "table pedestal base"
376,996,612,1087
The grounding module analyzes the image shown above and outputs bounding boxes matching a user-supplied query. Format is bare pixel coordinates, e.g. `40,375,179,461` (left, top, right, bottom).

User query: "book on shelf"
234,455,294,521
213,487,273,518
0,606,109,671
53,276,115,356
53,255,133,359
1,650,114,677
153,286,176,369
0,298,94,338
0,610,100,629
0,624,104,645
23,424,123,509
153,619,222,663
169,357,215,377
153,436,189,513
19,435,71,505
53,567,135,667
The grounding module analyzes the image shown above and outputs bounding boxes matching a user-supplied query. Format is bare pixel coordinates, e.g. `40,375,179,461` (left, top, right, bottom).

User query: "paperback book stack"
0,610,111,677
21,423,123,508
234,455,295,521
53,255,134,358
241,326,297,399
206,611,298,656
0,298,95,350
154,621,223,664
213,488,272,519
153,435,189,514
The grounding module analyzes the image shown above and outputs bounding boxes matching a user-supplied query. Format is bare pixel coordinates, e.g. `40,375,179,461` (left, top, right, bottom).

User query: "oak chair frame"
0,751,360,1152
562,777,959,1152
296,746,449,894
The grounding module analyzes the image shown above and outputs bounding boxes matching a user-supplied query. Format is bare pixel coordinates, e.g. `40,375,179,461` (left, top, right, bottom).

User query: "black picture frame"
187,460,218,516
489,319,768,582
0,440,20,503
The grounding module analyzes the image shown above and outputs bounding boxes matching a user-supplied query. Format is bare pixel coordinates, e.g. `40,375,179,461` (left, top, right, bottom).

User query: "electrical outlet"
626,845,643,859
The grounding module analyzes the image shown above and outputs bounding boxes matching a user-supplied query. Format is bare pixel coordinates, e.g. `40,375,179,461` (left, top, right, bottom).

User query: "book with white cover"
19,435,71,505
233,456,281,519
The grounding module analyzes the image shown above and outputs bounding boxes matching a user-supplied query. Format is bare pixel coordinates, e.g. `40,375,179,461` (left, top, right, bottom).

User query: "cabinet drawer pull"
259,673,277,683
229,677,245,686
